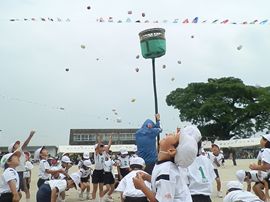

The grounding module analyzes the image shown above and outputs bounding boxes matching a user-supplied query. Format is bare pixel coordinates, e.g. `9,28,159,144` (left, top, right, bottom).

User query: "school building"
69,128,138,145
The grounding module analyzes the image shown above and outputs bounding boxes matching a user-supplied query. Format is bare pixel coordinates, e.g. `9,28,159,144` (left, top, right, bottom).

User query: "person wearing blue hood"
135,114,162,174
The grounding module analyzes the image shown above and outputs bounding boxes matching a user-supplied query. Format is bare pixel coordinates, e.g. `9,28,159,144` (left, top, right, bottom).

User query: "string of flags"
4,17,269,25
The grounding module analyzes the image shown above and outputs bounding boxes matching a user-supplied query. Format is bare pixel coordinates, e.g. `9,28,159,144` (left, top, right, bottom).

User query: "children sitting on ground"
36,172,81,202
116,157,150,202
223,181,263,202
207,143,224,198
79,159,92,200
133,132,198,202
0,150,21,202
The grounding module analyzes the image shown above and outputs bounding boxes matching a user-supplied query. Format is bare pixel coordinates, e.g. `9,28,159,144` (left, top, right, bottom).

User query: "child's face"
159,133,179,157
260,138,267,148
211,145,220,155
40,149,48,159
8,155,20,167
13,143,20,151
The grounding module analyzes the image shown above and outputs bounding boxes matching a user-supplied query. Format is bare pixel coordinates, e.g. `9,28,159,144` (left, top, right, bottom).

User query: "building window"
73,135,81,141
82,135,89,141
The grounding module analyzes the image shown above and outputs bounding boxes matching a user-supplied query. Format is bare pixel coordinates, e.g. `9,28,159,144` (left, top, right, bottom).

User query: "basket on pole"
138,28,166,149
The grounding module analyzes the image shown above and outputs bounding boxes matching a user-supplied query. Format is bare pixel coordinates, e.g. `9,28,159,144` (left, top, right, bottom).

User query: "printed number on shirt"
199,166,208,183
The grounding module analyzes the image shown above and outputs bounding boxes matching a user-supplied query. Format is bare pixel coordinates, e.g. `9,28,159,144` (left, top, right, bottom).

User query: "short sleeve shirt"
94,152,106,170
118,156,130,169
0,168,19,193
115,170,151,197
23,161,34,178
80,167,91,178
104,159,115,172
45,180,67,193
187,155,216,196
39,159,51,179
207,152,223,169
152,161,192,202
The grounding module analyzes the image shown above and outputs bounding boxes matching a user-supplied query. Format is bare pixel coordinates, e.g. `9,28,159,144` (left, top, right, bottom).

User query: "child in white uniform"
250,134,270,201
223,181,262,202
34,146,64,188
36,172,81,202
103,153,116,202
0,151,21,202
133,132,198,202
79,160,92,200
116,157,150,202
117,148,130,180
208,143,224,198
23,151,34,202
8,130,35,202
187,138,216,202
92,143,106,201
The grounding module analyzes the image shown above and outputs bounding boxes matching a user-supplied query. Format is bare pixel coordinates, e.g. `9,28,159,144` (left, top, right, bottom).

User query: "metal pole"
151,58,160,149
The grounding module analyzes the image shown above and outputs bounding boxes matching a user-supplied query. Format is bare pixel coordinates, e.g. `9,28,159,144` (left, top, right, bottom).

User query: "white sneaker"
105,197,114,202
217,191,223,198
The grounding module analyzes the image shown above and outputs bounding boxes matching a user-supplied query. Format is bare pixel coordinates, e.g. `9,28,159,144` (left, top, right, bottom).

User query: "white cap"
120,148,128,155
8,141,20,153
181,126,202,143
0,150,21,168
34,146,45,160
174,134,198,168
236,170,246,183
226,181,243,191
133,145,138,152
69,172,81,189
61,156,72,164
83,159,92,167
83,152,90,159
212,143,220,149
130,157,145,166
262,134,270,142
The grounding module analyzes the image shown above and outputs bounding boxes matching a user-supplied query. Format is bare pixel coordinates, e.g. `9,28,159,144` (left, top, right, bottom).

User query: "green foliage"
166,77,270,140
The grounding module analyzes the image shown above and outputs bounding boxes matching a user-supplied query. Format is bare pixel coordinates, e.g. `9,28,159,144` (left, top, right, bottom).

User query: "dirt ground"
0,159,256,202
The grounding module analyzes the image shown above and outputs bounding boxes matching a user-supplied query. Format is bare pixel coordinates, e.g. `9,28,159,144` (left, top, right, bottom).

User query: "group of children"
2,128,270,202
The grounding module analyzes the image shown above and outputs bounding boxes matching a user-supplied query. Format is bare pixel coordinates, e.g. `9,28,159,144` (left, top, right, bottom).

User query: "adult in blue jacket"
135,114,162,174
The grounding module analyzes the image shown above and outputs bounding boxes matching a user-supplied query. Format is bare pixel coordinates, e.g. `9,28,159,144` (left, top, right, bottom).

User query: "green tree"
166,77,270,140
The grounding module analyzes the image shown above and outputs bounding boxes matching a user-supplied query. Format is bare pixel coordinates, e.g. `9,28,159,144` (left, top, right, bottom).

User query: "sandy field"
0,159,257,202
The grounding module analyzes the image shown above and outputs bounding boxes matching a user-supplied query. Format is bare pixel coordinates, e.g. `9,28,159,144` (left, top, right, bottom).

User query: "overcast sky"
0,0,269,146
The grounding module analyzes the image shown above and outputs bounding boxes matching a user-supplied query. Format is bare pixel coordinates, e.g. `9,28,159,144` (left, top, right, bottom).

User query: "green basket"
139,28,166,59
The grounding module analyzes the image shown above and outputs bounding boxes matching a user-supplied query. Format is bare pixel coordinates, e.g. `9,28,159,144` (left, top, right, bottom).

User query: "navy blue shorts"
36,184,51,202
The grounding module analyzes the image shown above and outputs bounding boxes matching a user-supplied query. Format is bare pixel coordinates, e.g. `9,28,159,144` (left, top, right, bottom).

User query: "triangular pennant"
192,17,198,23
182,18,189,23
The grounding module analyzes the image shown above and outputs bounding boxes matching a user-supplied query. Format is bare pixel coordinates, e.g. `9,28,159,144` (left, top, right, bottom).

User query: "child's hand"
30,130,35,136
136,171,150,181
249,163,258,170
133,173,146,190
155,114,160,121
